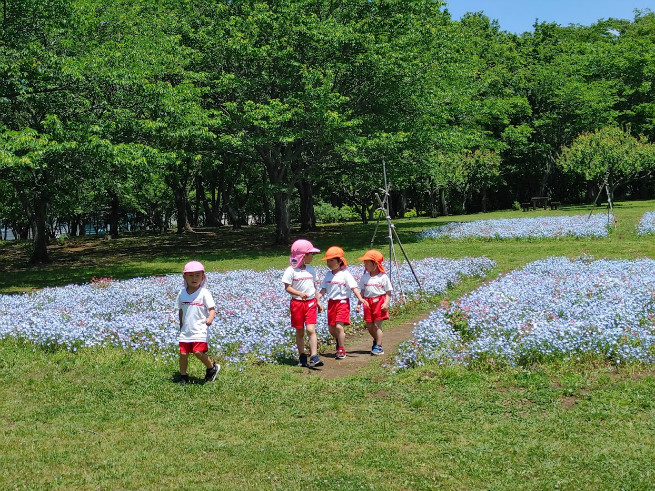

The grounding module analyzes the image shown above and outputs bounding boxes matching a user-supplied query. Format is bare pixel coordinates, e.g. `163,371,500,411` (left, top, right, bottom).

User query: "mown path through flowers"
305,314,425,379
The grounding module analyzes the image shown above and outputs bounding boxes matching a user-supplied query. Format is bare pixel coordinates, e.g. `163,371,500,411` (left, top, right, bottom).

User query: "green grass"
1,199,654,489
1,345,653,489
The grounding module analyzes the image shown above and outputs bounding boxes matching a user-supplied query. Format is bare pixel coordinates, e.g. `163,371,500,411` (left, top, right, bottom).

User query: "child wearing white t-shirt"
282,239,324,368
317,246,366,359
356,250,393,355
176,260,220,385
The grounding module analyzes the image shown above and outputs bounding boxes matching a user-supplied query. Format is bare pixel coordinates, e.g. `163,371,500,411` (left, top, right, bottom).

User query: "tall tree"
558,125,655,203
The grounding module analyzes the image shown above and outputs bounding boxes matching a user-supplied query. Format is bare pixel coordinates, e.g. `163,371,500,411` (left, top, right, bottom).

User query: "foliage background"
1,1,654,264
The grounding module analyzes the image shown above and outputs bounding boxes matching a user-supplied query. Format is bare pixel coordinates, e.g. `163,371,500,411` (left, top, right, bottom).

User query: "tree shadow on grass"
0,216,453,292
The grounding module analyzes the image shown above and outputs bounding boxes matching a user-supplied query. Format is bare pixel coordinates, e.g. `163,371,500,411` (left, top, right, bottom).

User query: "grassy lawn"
1,200,654,489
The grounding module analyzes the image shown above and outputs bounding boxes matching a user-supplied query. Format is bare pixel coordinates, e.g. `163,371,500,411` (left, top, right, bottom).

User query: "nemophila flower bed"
396,257,655,370
419,214,612,240
0,257,494,364
637,211,655,235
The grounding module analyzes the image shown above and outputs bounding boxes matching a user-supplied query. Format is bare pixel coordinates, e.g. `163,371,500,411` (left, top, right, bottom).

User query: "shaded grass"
1,199,654,293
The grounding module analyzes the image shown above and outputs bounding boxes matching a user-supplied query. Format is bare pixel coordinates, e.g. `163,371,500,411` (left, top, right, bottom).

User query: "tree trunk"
395,189,407,218
273,190,291,244
31,196,49,263
201,180,220,227
368,203,376,221
172,185,192,234
221,188,242,229
481,187,488,213
539,156,553,196
440,188,449,216
108,191,120,239
360,203,368,224
297,179,317,232
256,143,297,245
15,187,49,262
428,188,438,218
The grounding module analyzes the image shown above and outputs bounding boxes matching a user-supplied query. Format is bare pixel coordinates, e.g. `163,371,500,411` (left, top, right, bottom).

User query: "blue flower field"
419,214,612,240
396,256,655,369
0,257,494,364
637,211,655,235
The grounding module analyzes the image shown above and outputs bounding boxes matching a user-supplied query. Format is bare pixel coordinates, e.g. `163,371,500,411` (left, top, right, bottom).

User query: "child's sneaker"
179,374,190,386
371,345,384,355
336,347,347,359
298,353,308,367
308,355,324,367
204,363,220,382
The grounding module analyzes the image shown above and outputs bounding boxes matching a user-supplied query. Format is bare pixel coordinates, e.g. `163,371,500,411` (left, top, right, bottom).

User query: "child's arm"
206,306,215,326
381,292,391,311
284,283,309,299
178,309,183,330
314,288,324,313
351,287,366,305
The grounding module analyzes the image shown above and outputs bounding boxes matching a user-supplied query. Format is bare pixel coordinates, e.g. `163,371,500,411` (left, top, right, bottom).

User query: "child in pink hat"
176,260,220,384
281,239,324,368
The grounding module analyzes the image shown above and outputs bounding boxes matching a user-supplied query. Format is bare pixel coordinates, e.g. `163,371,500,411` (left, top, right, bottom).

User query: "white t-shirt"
176,287,216,342
358,272,393,298
320,269,359,300
281,265,317,300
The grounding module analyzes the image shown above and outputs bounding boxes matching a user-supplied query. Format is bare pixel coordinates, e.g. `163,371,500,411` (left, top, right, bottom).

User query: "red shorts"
179,342,208,354
363,295,389,323
290,298,318,329
327,299,350,326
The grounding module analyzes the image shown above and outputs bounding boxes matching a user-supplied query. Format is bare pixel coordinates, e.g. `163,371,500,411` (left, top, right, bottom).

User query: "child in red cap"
356,250,393,355
176,260,220,385
317,246,366,359
282,239,324,368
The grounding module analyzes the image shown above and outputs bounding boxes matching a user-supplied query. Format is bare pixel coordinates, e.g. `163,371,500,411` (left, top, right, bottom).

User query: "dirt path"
304,314,426,379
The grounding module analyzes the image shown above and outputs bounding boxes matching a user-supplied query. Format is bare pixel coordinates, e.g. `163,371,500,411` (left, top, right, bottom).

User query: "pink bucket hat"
183,260,205,273
183,260,207,288
290,239,320,268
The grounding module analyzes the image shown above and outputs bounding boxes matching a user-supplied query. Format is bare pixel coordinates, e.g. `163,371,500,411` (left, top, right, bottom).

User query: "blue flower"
419,215,612,240
637,211,655,235
395,257,655,369
0,258,495,365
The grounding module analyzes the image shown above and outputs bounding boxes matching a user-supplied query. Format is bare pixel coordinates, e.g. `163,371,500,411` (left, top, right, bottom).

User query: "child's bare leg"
375,321,382,346
370,320,383,345
179,353,189,374
328,325,339,346
194,351,214,369
295,328,306,355
333,322,346,348
306,324,318,356
366,322,377,342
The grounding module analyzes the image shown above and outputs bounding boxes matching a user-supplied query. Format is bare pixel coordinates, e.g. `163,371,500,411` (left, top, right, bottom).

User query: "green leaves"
558,126,655,191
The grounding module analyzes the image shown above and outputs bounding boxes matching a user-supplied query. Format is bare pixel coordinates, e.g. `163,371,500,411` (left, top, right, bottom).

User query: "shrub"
314,202,359,223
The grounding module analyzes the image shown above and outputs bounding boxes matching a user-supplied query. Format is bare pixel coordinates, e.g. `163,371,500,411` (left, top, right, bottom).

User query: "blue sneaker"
308,355,324,367
371,345,384,355
298,353,308,367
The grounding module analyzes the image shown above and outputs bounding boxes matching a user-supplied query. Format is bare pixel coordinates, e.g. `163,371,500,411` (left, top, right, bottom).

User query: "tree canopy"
1,1,654,262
